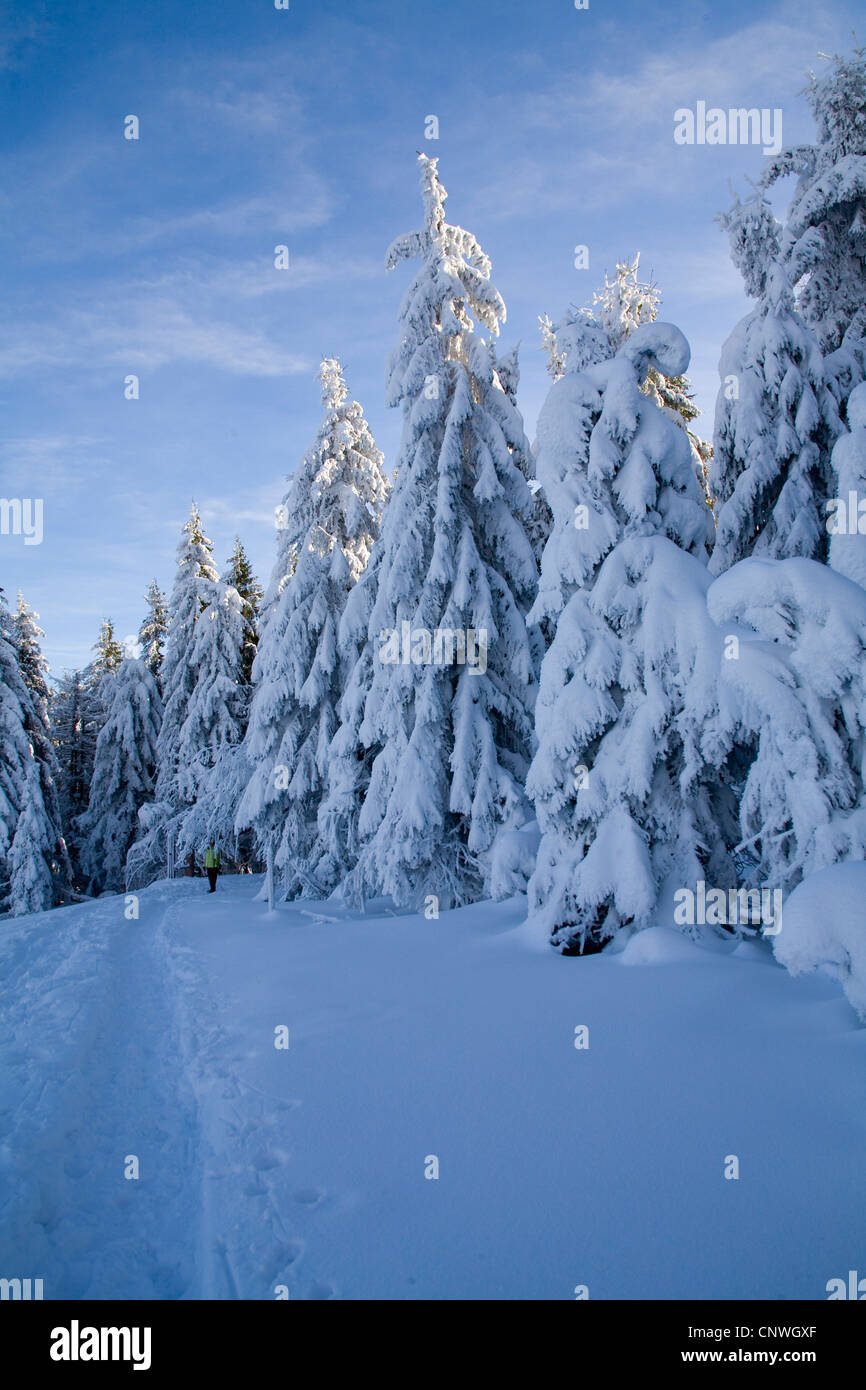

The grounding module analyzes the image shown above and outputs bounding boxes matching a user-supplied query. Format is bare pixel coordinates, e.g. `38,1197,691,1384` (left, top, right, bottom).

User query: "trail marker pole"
266,841,275,913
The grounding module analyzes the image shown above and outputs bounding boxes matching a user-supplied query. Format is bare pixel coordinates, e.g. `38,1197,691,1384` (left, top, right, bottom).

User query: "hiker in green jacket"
204,841,220,893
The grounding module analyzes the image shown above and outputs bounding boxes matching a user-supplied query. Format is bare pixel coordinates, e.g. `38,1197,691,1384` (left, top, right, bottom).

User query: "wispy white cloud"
0,434,117,494
138,252,384,301
0,235,387,378
0,292,311,378
123,186,336,249
471,1,852,219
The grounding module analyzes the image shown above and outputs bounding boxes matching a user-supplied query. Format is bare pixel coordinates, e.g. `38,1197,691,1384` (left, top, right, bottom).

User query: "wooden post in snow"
266,840,275,913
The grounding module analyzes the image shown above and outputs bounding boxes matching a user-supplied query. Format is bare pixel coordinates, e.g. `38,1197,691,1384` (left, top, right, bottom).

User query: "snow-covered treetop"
804,44,866,161
178,502,219,585
744,46,866,360
539,261,711,494
532,319,713,626
164,504,219,639
384,154,506,410
539,308,609,380
139,579,169,681
13,593,49,704
591,255,661,355
270,358,389,599
718,189,781,299
318,356,349,410
93,617,124,678
540,256,660,380
615,319,691,380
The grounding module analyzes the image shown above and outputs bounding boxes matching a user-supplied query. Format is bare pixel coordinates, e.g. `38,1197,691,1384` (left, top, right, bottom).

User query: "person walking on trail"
204,841,220,893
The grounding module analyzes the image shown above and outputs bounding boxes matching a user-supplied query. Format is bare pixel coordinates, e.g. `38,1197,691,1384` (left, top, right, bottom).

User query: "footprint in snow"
294,1187,326,1208
307,1280,337,1300
252,1151,279,1172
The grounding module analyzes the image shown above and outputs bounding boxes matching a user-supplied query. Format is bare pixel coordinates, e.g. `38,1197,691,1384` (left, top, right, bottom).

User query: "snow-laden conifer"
0,590,61,914
13,593,71,899
336,156,538,909
154,505,219,808
224,538,262,686
138,580,169,687
127,505,218,885
760,46,866,407
174,578,247,812
707,556,866,895
526,324,726,952
709,191,841,574
540,257,712,543
237,358,389,896
77,658,163,893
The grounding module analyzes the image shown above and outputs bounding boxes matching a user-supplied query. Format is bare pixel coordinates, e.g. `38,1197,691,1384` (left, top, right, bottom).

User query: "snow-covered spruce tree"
7,760,56,917
530,307,712,645
126,505,219,886
709,189,841,575
540,255,713,499
173,575,248,844
153,505,219,808
526,322,731,953
14,593,52,709
93,617,124,677
707,556,866,896
13,593,71,899
334,156,538,909
51,668,101,885
0,589,60,915
829,381,866,585
179,544,261,863
594,257,713,498
138,579,169,688
51,670,89,833
539,256,659,381
760,45,866,411
237,358,389,898
224,537,262,686
76,658,163,894
591,254,659,354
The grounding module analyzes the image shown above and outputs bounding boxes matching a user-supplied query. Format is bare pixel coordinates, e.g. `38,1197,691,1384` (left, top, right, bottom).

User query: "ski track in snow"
0,886,201,1297
3,875,866,1300
159,889,328,1300
0,880,334,1300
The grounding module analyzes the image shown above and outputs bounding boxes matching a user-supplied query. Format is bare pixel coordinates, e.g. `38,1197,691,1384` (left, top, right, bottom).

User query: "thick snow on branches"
330,155,538,909
237,358,390,898
9,68,866,1029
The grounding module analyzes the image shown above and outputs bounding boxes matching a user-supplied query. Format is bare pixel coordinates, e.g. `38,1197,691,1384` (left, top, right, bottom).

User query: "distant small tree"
77,659,163,894
138,579,169,687
93,618,124,677
224,538,262,685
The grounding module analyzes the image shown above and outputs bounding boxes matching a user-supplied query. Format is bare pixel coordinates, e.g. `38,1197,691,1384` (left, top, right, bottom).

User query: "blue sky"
0,0,860,672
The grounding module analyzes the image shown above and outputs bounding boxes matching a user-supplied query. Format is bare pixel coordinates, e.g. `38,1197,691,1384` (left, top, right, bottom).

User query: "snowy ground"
1,874,865,1300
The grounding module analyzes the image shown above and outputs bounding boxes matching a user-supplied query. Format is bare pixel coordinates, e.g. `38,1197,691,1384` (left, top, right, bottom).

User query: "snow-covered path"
0,883,204,1297
2,875,866,1300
